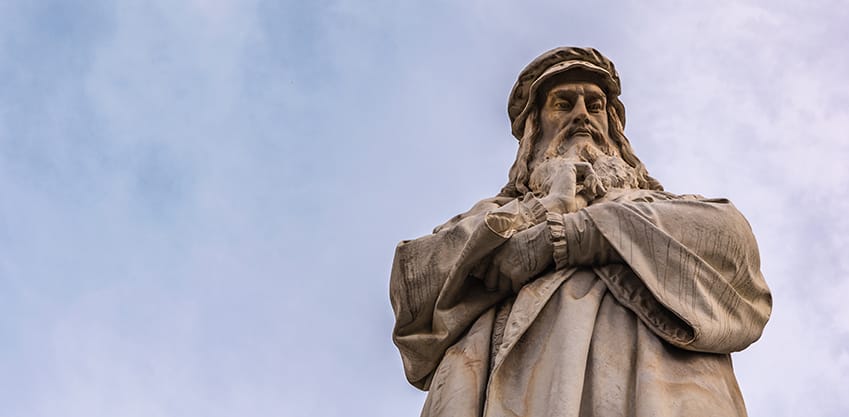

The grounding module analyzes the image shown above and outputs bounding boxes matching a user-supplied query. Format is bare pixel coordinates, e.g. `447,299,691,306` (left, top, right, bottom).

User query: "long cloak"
389,190,772,417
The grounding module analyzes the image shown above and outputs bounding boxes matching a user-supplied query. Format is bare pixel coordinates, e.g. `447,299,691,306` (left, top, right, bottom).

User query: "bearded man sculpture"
389,47,772,417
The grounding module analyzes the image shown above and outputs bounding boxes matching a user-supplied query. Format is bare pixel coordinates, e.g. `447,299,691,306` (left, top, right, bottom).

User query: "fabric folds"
389,190,771,417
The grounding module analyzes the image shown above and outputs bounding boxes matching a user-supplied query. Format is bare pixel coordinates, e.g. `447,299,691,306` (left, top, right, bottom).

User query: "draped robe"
389,189,771,417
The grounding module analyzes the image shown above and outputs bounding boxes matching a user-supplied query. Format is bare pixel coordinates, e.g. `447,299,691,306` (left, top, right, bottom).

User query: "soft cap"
508,47,625,140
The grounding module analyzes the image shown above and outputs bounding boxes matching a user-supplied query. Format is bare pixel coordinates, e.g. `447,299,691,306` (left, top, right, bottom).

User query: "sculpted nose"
571,99,590,124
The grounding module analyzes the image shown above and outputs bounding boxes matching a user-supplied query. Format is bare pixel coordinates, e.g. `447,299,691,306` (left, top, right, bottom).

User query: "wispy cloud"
0,1,846,416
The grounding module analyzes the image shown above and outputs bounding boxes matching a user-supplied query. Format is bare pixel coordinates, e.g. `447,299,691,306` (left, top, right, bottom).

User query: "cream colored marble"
390,47,771,417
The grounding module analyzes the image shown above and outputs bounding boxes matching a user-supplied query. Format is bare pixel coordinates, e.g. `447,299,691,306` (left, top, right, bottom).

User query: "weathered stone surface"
390,47,772,417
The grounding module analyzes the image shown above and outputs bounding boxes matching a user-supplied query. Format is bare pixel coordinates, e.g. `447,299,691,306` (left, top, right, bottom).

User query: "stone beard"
528,135,641,198
389,47,771,417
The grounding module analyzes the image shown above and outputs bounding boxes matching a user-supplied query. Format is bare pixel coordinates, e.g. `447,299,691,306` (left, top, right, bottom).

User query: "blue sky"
1,1,847,416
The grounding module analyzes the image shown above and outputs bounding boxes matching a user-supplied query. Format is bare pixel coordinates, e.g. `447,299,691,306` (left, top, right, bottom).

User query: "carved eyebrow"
549,89,605,103
585,91,606,102
550,90,577,101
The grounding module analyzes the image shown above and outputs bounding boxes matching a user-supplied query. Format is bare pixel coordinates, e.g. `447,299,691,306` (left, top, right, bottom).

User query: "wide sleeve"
390,200,513,390
550,197,772,353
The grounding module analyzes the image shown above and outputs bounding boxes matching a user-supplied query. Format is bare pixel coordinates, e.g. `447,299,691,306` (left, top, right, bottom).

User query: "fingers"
564,161,607,200
547,163,578,198
582,169,607,198
499,273,513,294
484,260,514,293
489,262,519,294
510,274,526,294
486,242,523,293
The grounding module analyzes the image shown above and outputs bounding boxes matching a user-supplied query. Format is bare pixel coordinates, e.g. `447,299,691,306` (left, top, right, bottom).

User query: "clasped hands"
481,159,606,293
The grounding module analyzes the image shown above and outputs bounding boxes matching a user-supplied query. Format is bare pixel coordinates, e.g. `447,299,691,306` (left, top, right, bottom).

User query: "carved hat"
508,47,626,140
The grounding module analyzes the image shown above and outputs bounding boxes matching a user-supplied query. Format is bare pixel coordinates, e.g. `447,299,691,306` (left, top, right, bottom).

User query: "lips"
569,127,593,137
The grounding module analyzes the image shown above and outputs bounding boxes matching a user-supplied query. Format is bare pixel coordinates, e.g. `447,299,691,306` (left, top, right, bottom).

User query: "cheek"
543,112,568,130
539,113,557,132
592,114,608,130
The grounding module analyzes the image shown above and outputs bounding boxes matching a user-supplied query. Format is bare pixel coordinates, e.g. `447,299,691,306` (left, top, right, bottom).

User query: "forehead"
545,81,606,98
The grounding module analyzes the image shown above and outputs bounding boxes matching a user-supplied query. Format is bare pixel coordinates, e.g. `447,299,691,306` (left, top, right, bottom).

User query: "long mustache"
544,124,606,159
567,125,603,142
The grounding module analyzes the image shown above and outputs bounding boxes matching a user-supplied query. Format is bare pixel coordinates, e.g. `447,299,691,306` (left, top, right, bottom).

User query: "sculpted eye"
554,101,572,110
588,101,604,113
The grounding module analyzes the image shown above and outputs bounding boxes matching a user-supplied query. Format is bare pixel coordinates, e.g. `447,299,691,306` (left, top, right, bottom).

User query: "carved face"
529,80,615,172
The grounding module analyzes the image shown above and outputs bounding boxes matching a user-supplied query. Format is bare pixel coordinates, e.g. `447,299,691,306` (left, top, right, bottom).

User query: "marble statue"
389,47,772,417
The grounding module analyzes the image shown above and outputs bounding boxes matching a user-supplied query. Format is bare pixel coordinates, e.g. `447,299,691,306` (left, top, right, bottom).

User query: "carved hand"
535,160,606,214
484,222,554,293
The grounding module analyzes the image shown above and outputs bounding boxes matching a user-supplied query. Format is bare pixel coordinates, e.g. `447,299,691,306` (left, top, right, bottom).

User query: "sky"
0,1,847,416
